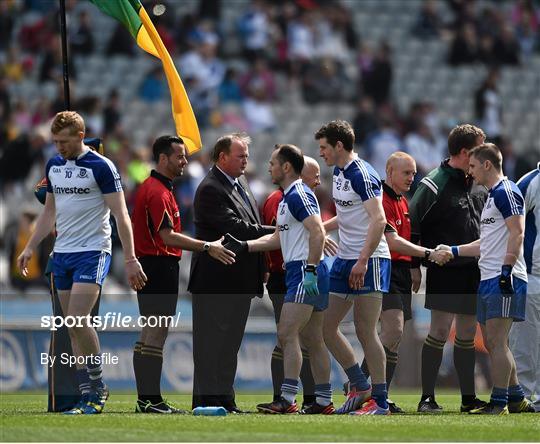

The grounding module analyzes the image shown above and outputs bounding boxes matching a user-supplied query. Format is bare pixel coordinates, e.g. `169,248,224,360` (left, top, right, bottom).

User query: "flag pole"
59,0,71,110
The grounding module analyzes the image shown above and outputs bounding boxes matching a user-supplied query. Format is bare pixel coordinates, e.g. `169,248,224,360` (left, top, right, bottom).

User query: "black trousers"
191,293,252,409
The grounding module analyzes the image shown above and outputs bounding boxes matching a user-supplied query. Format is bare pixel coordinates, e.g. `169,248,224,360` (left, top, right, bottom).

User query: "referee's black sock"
384,346,399,389
454,337,476,404
140,344,164,404
133,341,144,399
271,346,284,402
421,335,445,400
300,348,315,406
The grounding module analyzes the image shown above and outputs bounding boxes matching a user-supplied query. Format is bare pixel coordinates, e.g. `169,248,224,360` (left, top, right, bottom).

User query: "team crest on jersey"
396,219,402,226
77,169,88,179
343,180,350,192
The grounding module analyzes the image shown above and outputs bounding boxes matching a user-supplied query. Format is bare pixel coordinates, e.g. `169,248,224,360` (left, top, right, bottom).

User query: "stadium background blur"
0,0,539,393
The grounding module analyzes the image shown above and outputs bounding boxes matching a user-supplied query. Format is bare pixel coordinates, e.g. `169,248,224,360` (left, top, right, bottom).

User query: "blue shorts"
52,251,111,290
329,257,391,296
284,261,329,312
477,275,527,324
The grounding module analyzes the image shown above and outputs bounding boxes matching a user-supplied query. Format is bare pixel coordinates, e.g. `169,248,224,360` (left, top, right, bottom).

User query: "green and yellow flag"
89,0,201,154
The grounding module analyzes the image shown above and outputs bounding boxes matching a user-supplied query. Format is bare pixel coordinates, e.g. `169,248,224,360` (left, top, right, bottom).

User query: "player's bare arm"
303,214,325,265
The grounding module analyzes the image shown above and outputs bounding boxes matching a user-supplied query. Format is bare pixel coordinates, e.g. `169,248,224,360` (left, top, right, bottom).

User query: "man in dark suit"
189,133,274,412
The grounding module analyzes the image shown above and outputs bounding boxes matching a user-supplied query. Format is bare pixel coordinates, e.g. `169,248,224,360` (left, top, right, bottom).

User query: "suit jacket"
188,166,271,295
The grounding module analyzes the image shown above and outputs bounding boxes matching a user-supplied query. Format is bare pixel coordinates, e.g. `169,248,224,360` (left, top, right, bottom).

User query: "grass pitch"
1,393,538,442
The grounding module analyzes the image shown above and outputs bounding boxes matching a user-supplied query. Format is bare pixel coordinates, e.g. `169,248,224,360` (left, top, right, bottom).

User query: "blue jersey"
277,179,322,263
479,177,527,281
332,156,390,260
46,148,122,253
517,163,540,276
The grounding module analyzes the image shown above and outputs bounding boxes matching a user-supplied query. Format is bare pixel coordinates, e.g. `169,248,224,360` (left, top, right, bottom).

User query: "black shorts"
425,265,480,316
382,261,413,321
137,256,180,317
267,271,286,324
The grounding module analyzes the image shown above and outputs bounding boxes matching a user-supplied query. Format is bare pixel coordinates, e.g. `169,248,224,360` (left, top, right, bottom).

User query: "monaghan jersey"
46,149,122,254
479,177,527,281
277,179,322,263
517,162,540,276
332,155,390,260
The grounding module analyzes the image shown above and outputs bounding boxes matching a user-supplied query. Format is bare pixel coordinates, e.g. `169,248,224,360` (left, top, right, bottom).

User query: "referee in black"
409,124,487,413
131,135,235,413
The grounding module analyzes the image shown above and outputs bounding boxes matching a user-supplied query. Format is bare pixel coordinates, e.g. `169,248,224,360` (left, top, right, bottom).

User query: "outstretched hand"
208,237,236,265
429,248,453,266
222,233,248,255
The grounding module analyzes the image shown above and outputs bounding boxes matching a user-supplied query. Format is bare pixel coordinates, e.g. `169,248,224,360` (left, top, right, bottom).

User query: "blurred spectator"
179,34,225,127
240,57,276,101
361,41,393,106
334,2,359,51
242,74,276,133
71,10,94,55
127,147,152,186
31,97,53,126
364,114,403,177
139,67,166,103
474,69,503,144
219,68,243,104
106,22,135,56
0,0,15,51
313,8,349,62
353,97,378,147
448,23,478,65
493,25,520,66
515,12,538,59
12,101,33,134
2,46,25,82
0,129,46,191
103,90,121,135
5,209,51,290
39,35,77,82
0,75,11,145
412,0,442,39
238,0,274,60
287,10,316,68
302,58,347,104
511,0,540,33
80,96,104,136
404,122,441,177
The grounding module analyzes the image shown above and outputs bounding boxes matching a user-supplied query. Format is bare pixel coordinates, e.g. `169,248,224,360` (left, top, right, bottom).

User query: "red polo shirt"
383,181,412,263
132,170,182,258
262,189,284,273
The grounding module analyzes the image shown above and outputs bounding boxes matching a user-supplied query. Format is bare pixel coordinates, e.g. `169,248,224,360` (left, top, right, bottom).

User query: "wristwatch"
424,249,432,259
203,242,211,252
304,264,317,274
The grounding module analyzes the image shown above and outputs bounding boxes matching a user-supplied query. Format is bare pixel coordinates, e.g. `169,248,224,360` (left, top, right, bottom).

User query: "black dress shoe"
224,405,246,414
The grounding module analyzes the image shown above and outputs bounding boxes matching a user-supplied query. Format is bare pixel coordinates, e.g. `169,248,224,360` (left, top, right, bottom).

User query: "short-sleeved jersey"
479,177,527,281
382,181,411,262
277,179,322,263
46,149,122,253
517,162,540,276
332,156,390,260
132,170,182,258
262,189,285,273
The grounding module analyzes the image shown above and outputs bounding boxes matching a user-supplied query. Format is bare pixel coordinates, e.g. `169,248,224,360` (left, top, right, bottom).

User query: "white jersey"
517,162,540,277
479,177,527,281
332,156,390,260
46,148,122,254
277,179,322,263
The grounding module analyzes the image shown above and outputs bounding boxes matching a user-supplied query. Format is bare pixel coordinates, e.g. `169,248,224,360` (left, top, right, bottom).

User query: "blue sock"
372,383,388,409
76,368,91,395
280,378,298,404
508,384,525,403
87,359,105,391
314,383,332,407
490,387,508,407
344,364,370,391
